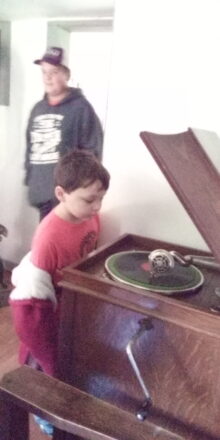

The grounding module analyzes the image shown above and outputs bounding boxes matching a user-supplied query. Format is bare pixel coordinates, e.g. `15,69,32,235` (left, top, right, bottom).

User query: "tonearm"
148,249,220,273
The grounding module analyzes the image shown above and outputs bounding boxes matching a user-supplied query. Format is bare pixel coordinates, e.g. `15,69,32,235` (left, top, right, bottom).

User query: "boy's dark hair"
54,150,110,192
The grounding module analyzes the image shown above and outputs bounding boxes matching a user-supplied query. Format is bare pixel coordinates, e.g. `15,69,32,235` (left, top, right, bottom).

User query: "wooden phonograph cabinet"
58,129,220,440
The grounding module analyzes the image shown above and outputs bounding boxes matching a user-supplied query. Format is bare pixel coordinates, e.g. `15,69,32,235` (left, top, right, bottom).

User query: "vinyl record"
105,251,204,295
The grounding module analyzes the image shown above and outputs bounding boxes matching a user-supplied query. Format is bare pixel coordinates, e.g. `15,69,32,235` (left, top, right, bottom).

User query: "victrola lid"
140,128,220,264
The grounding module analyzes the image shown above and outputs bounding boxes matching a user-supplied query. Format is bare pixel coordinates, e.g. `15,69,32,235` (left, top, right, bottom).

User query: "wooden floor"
0,305,52,439
0,305,18,379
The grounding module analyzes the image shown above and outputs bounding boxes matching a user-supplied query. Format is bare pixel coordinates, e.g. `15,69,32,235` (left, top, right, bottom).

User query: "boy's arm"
78,101,103,160
24,108,34,185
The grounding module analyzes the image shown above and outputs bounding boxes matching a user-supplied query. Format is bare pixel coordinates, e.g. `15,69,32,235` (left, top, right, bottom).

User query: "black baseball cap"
34,47,69,68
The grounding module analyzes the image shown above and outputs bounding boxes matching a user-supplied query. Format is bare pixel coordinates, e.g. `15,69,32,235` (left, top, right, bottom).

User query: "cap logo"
47,48,61,57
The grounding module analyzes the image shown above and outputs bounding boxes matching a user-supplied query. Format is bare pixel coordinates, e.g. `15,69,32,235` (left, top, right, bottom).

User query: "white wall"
0,19,47,265
100,0,220,252
69,31,113,126
0,108,9,165
47,23,70,58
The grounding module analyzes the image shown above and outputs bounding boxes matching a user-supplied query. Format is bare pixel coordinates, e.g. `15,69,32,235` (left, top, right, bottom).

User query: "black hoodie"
25,87,103,206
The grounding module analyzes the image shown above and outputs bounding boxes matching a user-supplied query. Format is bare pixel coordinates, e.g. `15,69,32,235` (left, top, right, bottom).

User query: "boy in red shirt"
10,150,110,434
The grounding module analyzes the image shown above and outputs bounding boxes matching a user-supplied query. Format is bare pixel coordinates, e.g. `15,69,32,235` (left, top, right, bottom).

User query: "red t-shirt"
31,210,100,280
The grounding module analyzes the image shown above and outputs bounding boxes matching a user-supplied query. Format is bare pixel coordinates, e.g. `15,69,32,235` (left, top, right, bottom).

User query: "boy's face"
41,62,69,97
56,179,107,222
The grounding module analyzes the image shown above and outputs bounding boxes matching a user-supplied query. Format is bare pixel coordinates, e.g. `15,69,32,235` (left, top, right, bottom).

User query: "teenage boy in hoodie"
10,150,110,435
25,46,103,220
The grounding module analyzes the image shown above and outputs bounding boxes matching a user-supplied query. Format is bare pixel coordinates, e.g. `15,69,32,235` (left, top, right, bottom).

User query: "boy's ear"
55,185,65,202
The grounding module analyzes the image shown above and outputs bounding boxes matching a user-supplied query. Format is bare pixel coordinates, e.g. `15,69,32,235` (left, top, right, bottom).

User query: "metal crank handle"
126,318,153,421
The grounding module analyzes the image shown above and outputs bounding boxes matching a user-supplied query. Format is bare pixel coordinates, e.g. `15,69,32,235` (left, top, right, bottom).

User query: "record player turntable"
104,249,205,295
58,128,220,440
104,246,220,296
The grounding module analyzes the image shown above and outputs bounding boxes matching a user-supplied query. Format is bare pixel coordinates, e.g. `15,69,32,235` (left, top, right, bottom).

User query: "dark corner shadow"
146,406,220,440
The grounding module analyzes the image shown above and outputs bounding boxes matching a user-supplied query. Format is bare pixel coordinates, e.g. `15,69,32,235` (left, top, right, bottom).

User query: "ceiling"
0,0,114,21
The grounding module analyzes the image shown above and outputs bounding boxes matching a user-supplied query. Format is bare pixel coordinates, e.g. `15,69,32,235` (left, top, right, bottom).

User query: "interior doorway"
47,18,113,130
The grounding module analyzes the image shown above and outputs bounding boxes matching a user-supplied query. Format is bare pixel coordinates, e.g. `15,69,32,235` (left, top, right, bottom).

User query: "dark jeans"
37,200,57,221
